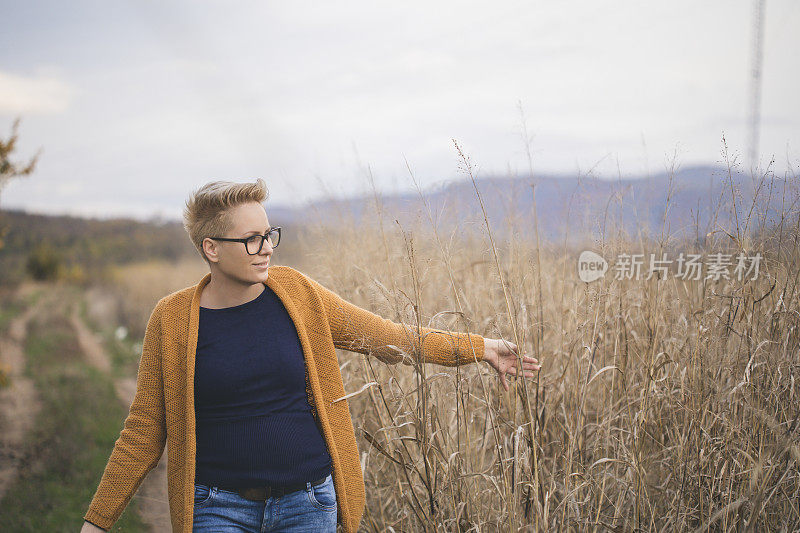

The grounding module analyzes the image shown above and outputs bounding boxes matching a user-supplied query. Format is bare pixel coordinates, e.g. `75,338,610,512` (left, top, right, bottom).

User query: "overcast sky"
1,1,798,221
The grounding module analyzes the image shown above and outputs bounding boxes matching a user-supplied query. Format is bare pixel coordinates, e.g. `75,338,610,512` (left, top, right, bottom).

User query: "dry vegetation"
92,148,800,531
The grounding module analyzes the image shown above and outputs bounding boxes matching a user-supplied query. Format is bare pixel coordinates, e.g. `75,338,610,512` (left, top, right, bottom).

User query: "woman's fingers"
506,367,538,378
505,357,541,371
505,351,540,364
497,342,542,362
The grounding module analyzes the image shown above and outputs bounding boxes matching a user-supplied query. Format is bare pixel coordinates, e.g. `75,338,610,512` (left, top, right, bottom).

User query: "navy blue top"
194,283,332,487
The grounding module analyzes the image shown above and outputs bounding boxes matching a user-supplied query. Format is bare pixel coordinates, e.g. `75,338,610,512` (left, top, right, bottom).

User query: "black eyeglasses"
208,227,281,255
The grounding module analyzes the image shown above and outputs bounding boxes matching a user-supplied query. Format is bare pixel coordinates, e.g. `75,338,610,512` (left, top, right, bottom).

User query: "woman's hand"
483,338,541,391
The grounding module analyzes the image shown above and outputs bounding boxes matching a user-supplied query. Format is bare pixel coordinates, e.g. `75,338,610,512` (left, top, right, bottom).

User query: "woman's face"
203,201,273,285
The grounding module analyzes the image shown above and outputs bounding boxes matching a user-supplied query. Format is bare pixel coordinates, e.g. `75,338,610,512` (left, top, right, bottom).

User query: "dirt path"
0,283,45,502
70,302,171,532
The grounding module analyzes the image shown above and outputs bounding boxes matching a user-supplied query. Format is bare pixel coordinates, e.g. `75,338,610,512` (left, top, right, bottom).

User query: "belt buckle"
238,487,270,501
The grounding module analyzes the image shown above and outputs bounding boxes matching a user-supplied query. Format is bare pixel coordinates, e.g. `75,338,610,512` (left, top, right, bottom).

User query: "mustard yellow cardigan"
83,265,485,532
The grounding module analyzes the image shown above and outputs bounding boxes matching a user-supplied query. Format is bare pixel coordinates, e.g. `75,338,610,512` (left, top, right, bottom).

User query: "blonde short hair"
182,179,269,262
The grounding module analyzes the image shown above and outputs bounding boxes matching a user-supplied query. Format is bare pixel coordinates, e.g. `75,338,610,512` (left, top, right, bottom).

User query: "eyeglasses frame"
208,226,281,255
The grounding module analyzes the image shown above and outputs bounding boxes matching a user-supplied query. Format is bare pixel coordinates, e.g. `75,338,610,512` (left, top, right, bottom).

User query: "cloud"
0,69,76,114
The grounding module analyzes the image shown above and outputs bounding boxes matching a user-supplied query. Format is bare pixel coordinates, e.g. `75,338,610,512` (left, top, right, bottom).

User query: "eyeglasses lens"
245,230,280,254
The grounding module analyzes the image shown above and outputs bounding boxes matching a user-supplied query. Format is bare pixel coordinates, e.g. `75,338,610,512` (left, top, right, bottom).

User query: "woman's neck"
200,274,265,309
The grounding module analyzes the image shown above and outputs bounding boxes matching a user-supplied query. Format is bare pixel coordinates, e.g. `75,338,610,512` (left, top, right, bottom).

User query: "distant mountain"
2,164,794,285
266,165,798,247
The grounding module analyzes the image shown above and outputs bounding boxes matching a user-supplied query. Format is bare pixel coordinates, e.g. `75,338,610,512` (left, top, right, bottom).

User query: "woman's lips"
254,262,269,269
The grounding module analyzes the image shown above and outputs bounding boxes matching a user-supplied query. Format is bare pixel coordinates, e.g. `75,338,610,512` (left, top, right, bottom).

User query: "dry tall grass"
98,145,799,531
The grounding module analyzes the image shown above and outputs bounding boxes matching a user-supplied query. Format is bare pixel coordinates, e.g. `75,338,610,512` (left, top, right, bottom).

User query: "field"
1,162,799,531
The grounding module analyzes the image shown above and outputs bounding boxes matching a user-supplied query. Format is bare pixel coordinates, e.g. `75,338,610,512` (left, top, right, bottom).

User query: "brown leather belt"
218,476,327,502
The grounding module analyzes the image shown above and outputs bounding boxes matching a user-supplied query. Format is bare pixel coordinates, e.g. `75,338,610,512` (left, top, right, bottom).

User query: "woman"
81,179,540,532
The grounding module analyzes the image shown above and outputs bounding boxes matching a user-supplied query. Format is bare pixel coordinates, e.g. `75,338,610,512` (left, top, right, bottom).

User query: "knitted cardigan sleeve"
300,271,485,367
83,299,168,530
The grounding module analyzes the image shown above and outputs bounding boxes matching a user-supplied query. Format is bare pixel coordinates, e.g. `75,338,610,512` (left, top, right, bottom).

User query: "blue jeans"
192,473,338,532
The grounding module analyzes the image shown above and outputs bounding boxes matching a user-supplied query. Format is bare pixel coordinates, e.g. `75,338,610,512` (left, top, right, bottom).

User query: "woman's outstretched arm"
81,299,168,531
301,271,485,366
300,270,541,386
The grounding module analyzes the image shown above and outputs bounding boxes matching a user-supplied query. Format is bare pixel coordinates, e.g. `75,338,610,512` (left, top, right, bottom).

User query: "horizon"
0,162,766,224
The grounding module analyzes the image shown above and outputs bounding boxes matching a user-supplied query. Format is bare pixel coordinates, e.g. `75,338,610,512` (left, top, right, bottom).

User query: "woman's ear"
202,237,219,263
